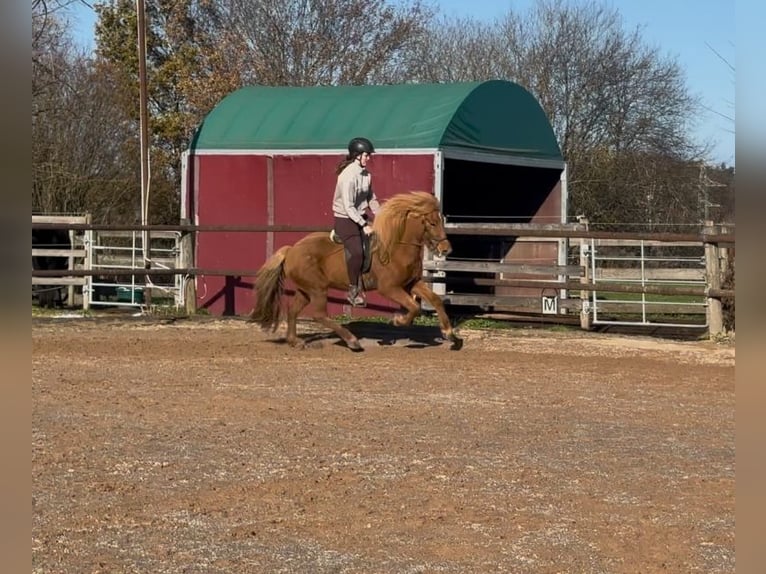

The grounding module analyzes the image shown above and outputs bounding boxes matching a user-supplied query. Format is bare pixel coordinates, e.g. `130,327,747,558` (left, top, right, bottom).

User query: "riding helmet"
348,137,375,156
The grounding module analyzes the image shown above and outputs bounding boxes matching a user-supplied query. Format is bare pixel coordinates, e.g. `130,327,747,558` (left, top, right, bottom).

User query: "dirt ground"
32,316,735,573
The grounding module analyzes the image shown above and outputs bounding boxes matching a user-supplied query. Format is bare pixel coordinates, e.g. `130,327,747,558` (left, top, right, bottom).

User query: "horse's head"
421,209,452,257
374,192,452,261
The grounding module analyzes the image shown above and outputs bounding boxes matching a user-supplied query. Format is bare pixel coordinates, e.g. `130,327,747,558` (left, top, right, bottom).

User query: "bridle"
397,210,449,251
423,210,450,251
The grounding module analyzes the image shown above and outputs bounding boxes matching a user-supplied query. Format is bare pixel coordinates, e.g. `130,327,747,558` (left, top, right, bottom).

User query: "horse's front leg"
410,280,463,350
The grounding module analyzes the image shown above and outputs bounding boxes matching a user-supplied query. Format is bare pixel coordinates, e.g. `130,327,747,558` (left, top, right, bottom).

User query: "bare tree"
403,15,509,83
33,1,138,220
497,0,700,162
501,0,704,228
33,55,138,219
33,0,76,105
224,0,432,86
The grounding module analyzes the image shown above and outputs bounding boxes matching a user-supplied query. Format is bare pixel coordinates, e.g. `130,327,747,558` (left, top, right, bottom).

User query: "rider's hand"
363,224,374,236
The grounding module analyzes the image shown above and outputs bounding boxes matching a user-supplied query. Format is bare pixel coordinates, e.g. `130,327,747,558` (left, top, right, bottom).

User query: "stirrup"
347,287,366,307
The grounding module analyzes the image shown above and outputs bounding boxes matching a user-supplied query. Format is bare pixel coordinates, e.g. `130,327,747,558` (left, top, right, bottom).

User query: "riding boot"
347,284,366,307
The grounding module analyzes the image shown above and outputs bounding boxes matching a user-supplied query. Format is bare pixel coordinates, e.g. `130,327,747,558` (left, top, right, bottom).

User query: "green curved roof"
190,80,562,163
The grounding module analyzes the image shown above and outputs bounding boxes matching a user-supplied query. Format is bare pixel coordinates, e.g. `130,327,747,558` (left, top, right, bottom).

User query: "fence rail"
31,221,735,244
31,219,734,337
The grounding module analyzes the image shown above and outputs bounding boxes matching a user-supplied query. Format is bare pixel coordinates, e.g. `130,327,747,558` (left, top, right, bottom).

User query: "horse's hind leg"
309,290,363,352
377,285,422,327
286,289,310,347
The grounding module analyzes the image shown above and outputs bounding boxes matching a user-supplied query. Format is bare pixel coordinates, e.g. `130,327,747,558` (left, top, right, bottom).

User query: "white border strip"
189,146,565,170
189,147,440,156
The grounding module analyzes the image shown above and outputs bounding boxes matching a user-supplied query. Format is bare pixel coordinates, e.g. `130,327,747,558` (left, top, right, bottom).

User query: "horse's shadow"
296,320,451,350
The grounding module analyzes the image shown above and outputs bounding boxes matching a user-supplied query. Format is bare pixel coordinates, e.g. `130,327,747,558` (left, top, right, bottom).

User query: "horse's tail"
247,246,290,330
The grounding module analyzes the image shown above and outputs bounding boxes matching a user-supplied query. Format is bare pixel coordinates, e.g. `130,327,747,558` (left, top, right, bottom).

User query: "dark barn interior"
440,158,564,297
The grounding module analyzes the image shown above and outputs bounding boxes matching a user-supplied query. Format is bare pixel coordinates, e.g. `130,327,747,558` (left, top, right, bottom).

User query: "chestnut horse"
248,191,463,351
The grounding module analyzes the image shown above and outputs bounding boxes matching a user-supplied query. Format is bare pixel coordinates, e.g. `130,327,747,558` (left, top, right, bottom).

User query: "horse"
248,191,463,351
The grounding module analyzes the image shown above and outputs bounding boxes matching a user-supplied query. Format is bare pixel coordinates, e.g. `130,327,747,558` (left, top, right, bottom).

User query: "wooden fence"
31,218,735,337
32,215,90,308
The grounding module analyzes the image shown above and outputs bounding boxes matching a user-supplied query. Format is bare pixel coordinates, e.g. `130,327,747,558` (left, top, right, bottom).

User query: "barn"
182,80,566,316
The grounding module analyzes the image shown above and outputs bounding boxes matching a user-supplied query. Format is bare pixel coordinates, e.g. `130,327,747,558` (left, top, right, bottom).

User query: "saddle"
330,229,374,274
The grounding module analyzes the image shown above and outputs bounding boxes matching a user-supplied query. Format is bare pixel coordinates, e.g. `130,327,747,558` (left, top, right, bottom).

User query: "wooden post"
579,219,592,330
718,228,730,278
180,226,197,314
82,214,92,312
67,228,75,308
143,232,153,308
579,244,592,330
703,222,723,337
558,237,568,315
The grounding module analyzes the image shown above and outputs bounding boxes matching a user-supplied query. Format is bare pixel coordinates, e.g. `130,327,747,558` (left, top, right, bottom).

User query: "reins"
377,207,447,264
391,210,447,248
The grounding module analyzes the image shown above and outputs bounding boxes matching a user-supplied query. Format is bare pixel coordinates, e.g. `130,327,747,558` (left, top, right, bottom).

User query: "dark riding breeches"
334,216,364,287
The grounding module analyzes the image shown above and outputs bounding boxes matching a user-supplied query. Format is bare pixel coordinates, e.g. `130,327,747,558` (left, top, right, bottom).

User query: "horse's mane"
372,191,440,263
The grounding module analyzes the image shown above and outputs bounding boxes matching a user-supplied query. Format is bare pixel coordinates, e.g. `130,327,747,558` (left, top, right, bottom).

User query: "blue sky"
67,0,738,166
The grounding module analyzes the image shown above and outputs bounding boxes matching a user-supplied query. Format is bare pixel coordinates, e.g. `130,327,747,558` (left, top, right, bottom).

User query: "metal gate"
84,230,184,309
583,238,707,328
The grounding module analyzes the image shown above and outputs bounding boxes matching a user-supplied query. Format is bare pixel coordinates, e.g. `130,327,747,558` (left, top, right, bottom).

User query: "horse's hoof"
449,335,464,351
347,339,364,352
390,313,411,327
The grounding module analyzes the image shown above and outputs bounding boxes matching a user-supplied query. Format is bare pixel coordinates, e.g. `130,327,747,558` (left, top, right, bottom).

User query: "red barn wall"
192,153,436,316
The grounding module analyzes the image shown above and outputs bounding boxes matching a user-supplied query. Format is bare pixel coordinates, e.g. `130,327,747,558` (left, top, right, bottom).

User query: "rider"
332,136,380,306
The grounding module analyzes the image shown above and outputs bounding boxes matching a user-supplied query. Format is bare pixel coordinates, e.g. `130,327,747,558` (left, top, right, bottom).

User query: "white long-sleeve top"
331,161,380,226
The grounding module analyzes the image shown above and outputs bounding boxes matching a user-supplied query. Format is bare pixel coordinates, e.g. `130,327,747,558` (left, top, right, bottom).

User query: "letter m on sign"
542,295,558,315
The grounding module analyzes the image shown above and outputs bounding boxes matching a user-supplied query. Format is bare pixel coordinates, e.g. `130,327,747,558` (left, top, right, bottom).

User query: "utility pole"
136,0,152,305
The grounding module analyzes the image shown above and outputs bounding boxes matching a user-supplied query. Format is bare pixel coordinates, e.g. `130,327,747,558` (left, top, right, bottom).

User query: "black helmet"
348,137,375,156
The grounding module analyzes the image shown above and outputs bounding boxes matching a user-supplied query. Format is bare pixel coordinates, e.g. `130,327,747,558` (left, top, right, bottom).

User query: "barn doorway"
439,157,565,297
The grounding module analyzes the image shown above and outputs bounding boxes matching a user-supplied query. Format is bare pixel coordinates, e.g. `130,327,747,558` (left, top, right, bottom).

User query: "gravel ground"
32,316,735,573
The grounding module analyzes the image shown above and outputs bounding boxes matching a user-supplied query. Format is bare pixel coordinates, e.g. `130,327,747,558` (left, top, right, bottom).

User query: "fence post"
180,226,197,314
703,221,723,337
579,244,592,330
578,219,592,330
67,228,76,308
82,215,92,312
143,230,153,308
